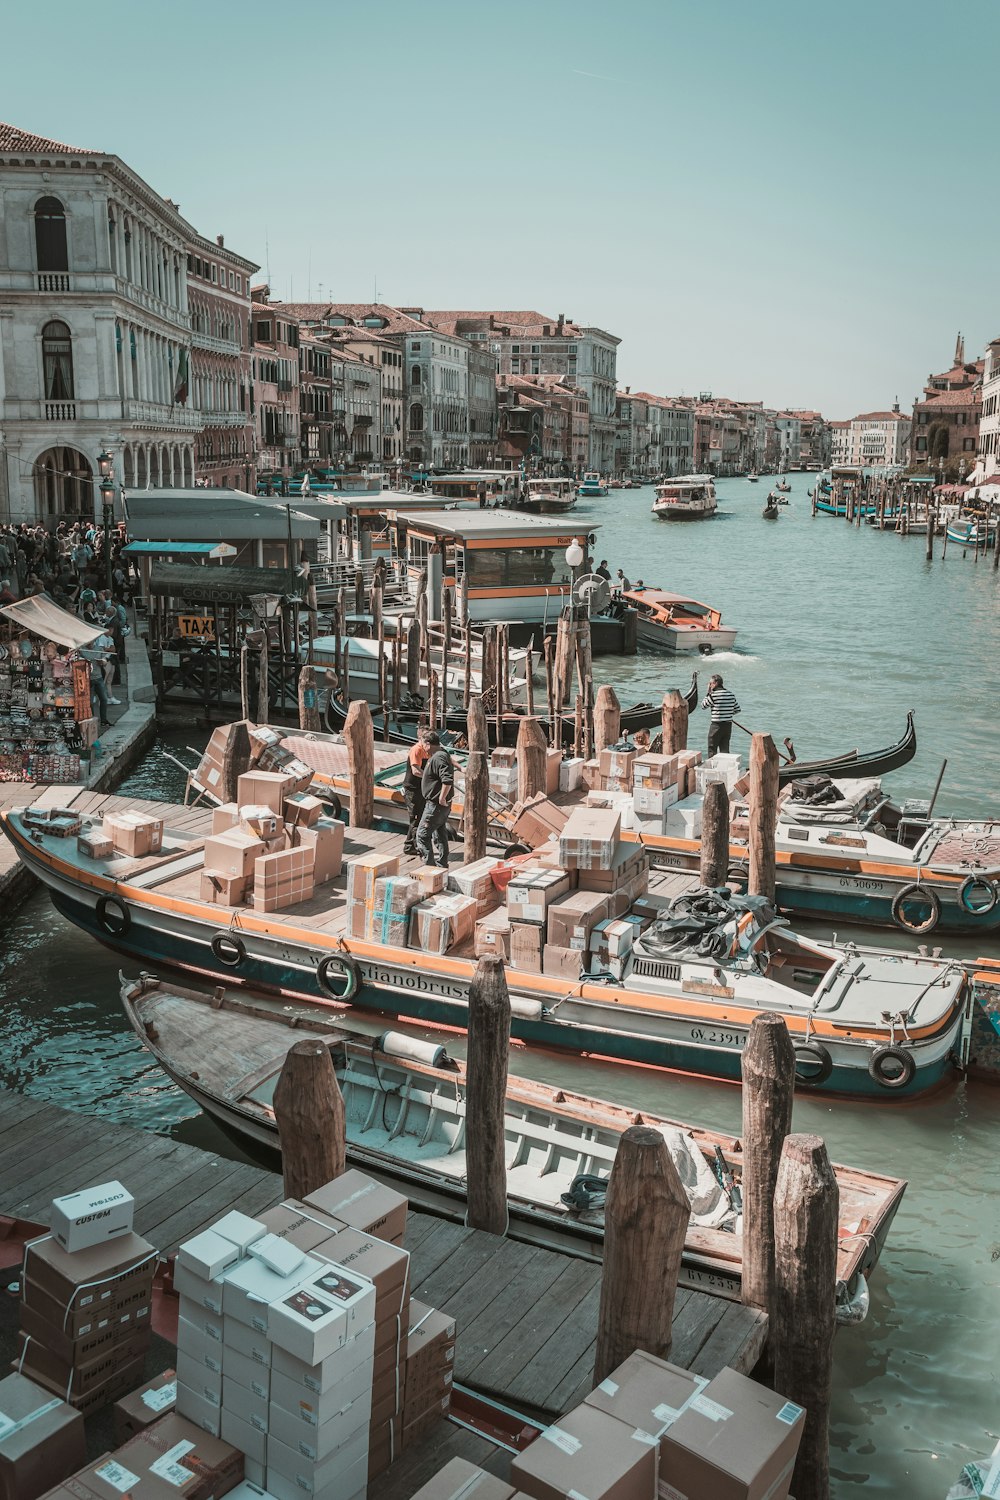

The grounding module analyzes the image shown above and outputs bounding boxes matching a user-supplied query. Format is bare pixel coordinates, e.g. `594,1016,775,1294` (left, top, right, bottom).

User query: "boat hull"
635,618,738,654
651,505,717,520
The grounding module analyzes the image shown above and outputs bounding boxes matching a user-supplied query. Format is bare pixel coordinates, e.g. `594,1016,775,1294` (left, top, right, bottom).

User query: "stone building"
829,420,850,465
187,232,257,490
909,336,982,474
250,287,300,478
976,334,1000,479
846,405,911,468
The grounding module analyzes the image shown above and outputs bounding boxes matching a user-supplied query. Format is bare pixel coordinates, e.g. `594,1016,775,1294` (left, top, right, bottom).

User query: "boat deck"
0,1085,767,1469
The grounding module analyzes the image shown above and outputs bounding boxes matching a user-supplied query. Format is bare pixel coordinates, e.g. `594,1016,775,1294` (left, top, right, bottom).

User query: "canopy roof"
148,563,305,603
126,489,320,542
1,595,103,648
122,541,223,557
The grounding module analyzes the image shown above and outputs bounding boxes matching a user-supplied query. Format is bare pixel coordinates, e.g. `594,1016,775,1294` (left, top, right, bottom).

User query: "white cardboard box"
225,1316,272,1367
224,1253,323,1332
269,1357,373,1429
173,1262,226,1317
176,1314,224,1373
224,1483,275,1500
265,1430,368,1496
224,1373,269,1433
224,1343,271,1399
177,1227,243,1282
176,1350,222,1407
175,1380,221,1436
267,1265,376,1365
50,1181,134,1254
221,1408,268,1467
242,1462,266,1488
212,1211,267,1252
249,1233,310,1279
177,1296,224,1345
271,1322,376,1394
267,1395,372,1463
559,757,585,793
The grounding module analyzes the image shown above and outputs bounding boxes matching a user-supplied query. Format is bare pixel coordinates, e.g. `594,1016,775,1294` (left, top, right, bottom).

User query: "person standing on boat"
596,559,612,582
416,732,455,868
402,726,431,855
701,674,740,756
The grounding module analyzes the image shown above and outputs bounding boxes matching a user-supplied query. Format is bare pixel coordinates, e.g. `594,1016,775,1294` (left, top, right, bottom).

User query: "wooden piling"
594,1125,691,1384
740,1013,795,1313
297,663,321,733
406,620,421,697
443,586,453,706
257,630,269,725
576,608,593,698
543,635,557,748
239,641,252,723
354,568,365,619
273,1039,346,1200
465,956,512,1235
994,510,1000,571
467,694,489,757
463,626,473,709
573,695,584,758
370,574,383,637
336,587,347,679
524,643,535,716
699,779,731,888
661,689,689,754
772,1134,839,1500
516,716,548,801
584,677,595,761
464,750,489,862
344,698,375,828
594,684,621,754
555,608,574,707
392,630,402,714
748,732,780,900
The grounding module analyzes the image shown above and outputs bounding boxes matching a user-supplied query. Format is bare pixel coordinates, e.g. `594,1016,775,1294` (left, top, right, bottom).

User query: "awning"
122,542,221,557
0,596,104,648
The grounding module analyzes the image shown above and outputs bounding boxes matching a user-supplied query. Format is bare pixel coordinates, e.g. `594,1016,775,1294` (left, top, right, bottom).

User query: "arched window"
409,403,424,432
410,365,421,387
42,321,74,399
34,196,68,272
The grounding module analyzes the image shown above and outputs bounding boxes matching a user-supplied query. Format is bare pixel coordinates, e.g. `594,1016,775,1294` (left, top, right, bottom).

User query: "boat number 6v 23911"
690,1028,744,1047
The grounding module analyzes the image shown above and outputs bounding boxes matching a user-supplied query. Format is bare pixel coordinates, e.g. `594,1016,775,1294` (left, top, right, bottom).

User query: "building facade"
910,337,982,475
846,406,911,468
976,334,1000,479
187,233,258,490
250,288,300,478
829,420,850,465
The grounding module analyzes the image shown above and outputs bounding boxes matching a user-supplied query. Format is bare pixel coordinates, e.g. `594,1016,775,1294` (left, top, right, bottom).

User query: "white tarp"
0,596,103,649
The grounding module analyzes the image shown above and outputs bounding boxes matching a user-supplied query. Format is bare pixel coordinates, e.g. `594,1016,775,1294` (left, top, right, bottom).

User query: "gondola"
324,675,700,748
779,711,916,787
762,499,780,520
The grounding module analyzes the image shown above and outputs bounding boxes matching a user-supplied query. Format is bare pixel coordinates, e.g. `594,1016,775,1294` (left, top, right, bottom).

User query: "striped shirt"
702,688,740,723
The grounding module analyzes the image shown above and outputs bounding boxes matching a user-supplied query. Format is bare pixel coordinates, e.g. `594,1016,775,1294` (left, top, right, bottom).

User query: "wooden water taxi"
521,478,577,514
652,475,718,520
0,806,968,1099
621,589,738,654
119,969,907,1313
577,472,608,497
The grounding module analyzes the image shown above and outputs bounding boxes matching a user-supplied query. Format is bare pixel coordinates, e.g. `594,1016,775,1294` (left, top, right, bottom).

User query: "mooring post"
464,750,489,863
741,1013,795,1312
543,635,557,747
661,688,689,754
594,1125,691,1385
772,1134,839,1500
465,956,511,1235
370,573,383,637
298,663,321,733
467,694,489,757
594,684,621,754
748,731,780,899
273,1039,346,1200
516,716,547,801
355,567,365,619
240,642,252,723
344,698,374,828
406,620,421,697
700,778,731,888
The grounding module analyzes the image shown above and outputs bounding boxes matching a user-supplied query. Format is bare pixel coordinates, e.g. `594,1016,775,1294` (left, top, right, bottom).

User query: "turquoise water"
2,480,999,1494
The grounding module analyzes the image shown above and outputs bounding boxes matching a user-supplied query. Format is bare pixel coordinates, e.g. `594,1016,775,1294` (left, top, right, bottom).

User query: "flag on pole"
174,348,189,406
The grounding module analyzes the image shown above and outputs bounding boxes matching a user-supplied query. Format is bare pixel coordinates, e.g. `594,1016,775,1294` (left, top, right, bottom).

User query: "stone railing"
44,400,77,421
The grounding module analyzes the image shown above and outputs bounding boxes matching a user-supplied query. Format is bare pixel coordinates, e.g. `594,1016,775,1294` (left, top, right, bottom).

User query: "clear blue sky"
6,0,999,416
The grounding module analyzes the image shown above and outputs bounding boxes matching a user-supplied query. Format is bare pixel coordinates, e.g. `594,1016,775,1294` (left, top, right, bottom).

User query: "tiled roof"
424,310,581,337
0,121,98,154
854,411,909,422
914,386,982,409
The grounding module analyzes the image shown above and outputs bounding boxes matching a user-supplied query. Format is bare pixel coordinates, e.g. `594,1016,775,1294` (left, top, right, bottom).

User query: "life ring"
959,875,998,916
211,932,246,968
317,952,359,1002
890,883,940,934
96,895,130,937
793,1040,833,1087
868,1044,916,1090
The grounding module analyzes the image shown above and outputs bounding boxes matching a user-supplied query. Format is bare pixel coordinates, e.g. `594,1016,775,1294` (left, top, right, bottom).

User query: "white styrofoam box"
225,1315,272,1367
664,795,703,839
174,1262,225,1317
248,1233,309,1279
267,1264,376,1365
177,1296,224,1345
177,1228,243,1282
694,765,738,795
221,1409,268,1468
265,1429,368,1498
489,767,518,795
176,1349,222,1408
224,1342,271,1400
632,812,666,837
633,782,680,816
213,1211,268,1253
267,1395,371,1463
269,1355,373,1429
559,757,585,793
270,1321,376,1394
50,1181,134,1254
224,1374,269,1434
177,1315,224,1374
176,1381,221,1436
224,1254,323,1333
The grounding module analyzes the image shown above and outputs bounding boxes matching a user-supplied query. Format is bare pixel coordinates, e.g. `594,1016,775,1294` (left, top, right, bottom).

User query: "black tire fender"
868,1044,916,1090
96,895,130,937
793,1040,833,1087
890,883,940,934
959,875,998,916
211,931,246,967
317,952,359,1001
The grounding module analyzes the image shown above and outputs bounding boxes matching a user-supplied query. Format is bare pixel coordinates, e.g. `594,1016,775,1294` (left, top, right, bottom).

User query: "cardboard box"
633,783,679,816
210,803,240,834
507,867,572,925
175,1351,222,1409
174,1383,220,1437
204,829,265,880
221,1375,268,1434
22,1233,156,1326
584,1349,707,1440
408,1460,515,1500
367,875,421,946
510,1403,657,1500
113,1369,177,1442
103,812,164,859
257,1202,342,1257
18,1298,118,1368
367,1415,402,1479
448,858,502,917
543,944,585,979
268,1357,372,1430
119,1411,244,1500
177,1317,224,1375
558,757,585,793
510,794,569,849
18,1352,145,1418
408,894,477,955
474,908,511,960
21,1271,151,1354
267,1396,371,1464
239,806,283,841
664,795,702,840
291,819,343,884
212,1211,267,1253
237,770,297,814
58,1452,179,1500
413,866,447,896
404,1300,456,1402
633,753,680,789
199,869,249,907
220,1408,266,1468
546,890,611,951
544,749,563,794
265,1431,368,1499
509,921,544,973
249,1233,312,1279
172,1263,225,1318
305,1170,407,1245
320,1225,409,1318
557,808,622,871
268,1265,376,1365
223,1254,323,1333
78,830,114,860
177,1227,243,1282
598,748,636,784
576,843,646,894
49,1181,134,1256
270,1322,376,1396
176,1299,223,1348
347,852,400,937
222,1317,272,1371
490,748,517,769
581,758,601,791
0,1372,86,1500
657,1367,804,1500
283,793,323,829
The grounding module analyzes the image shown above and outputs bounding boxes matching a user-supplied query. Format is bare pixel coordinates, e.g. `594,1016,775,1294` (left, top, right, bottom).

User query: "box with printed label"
175,1351,221,1410
474,908,511,960
49,1181,135,1255
511,1404,657,1500
22,1233,156,1330
222,1317,271,1369
172,1263,225,1319
220,1408,267,1468
584,1349,706,1446
447,858,503,917
404,1300,456,1396
223,1345,270,1400
210,804,240,835
663,795,703,840
367,1416,402,1480
320,1224,409,1317
633,782,679,816
576,843,646,894
174,1383,220,1436
60,1452,179,1500
558,758,585,794
222,1376,268,1435
346,853,400,937
304,1168,408,1246
542,944,585,979
507,867,572,925
270,1321,376,1396
16,1326,150,1401
177,1228,243,1283
268,1356,372,1431
509,920,544,973
256,1201,341,1257
113,1369,177,1443
177,1299,223,1347
267,1264,376,1365
557,807,622,871
211,1211,267,1254
283,793,323,829
633,753,680,789
237,770,298,814
656,1366,804,1500
0,1370,86,1500
223,1255,322,1333
367,875,421,946
203,829,265,881
267,1394,371,1464
546,890,611,951
290,819,343,885
408,893,477,955
24,1355,144,1418
18,1294,136,1366
117,1411,244,1499
510,793,569,849
265,1430,368,1499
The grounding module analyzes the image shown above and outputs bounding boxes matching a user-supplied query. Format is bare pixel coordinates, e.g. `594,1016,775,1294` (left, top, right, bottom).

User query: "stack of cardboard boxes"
15,1183,156,1416
35,1415,246,1500
171,1169,452,1498
99,811,165,860
200,767,343,911
401,1300,456,1447
0,1371,85,1500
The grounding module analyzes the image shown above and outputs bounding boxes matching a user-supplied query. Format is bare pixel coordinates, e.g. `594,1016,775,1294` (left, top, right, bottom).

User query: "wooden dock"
0,1087,766,1484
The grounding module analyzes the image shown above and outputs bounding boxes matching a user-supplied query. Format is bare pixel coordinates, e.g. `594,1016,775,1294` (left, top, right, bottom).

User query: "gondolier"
701,674,740,755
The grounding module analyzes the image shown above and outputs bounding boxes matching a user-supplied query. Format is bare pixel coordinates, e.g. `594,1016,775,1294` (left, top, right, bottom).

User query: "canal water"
2,471,998,1495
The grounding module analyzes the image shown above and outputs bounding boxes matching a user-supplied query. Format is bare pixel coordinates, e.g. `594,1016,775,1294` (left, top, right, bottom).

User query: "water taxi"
309,629,531,712
946,517,996,548
652,475,717,520
521,477,577,513
577,472,608,498
621,589,738,654
428,472,521,504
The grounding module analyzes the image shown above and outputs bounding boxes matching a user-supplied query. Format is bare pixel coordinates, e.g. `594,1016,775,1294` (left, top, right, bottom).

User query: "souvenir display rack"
0,622,93,784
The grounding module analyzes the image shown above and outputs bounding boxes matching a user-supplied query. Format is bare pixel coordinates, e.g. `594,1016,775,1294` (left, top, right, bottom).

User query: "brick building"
910,336,982,474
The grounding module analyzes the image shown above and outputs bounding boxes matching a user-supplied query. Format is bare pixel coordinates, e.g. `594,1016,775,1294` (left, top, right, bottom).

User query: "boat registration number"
838,877,884,892
689,1027,743,1049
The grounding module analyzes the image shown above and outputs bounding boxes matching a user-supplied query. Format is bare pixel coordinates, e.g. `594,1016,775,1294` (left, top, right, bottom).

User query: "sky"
6,0,1000,417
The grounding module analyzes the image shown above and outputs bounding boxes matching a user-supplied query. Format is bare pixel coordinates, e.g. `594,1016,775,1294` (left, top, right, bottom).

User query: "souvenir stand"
0,597,103,784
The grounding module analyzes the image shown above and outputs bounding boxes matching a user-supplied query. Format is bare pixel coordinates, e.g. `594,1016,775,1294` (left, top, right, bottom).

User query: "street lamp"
565,536,584,591
97,450,115,597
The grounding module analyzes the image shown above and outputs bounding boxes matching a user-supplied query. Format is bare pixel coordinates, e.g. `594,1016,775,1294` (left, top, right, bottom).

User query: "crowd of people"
0,520,134,731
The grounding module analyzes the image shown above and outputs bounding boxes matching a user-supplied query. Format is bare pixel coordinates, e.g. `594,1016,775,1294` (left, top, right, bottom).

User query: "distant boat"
747,472,759,483
520,477,577,514
652,474,717,520
947,518,996,547
577,472,608,497
622,588,737,653
762,497,780,520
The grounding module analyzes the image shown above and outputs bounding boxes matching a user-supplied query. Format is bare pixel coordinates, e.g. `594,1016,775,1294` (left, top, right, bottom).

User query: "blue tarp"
121,542,219,556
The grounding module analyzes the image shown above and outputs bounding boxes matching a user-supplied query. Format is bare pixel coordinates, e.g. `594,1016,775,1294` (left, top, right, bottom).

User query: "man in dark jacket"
402,727,430,855
416,732,455,868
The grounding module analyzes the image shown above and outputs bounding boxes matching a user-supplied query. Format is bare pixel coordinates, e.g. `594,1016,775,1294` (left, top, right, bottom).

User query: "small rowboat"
119,971,907,1317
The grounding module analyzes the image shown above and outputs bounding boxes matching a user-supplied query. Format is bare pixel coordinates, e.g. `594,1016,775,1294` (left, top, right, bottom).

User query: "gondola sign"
177,614,215,640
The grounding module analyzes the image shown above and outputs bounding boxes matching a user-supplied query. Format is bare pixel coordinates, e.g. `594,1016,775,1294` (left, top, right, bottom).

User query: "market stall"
0,597,103,784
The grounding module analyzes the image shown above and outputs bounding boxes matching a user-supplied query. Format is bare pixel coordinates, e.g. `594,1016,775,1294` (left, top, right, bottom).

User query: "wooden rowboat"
120,971,906,1319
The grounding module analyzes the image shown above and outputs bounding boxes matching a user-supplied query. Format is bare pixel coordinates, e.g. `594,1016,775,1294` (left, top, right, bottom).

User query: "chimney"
216,234,224,248
625,386,630,395
557,314,564,333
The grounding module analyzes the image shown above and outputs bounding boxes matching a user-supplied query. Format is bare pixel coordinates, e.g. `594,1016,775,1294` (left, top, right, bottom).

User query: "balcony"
38,273,71,293
192,330,243,357
352,414,373,427
277,379,294,393
120,399,203,429
44,401,77,421
201,410,252,429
